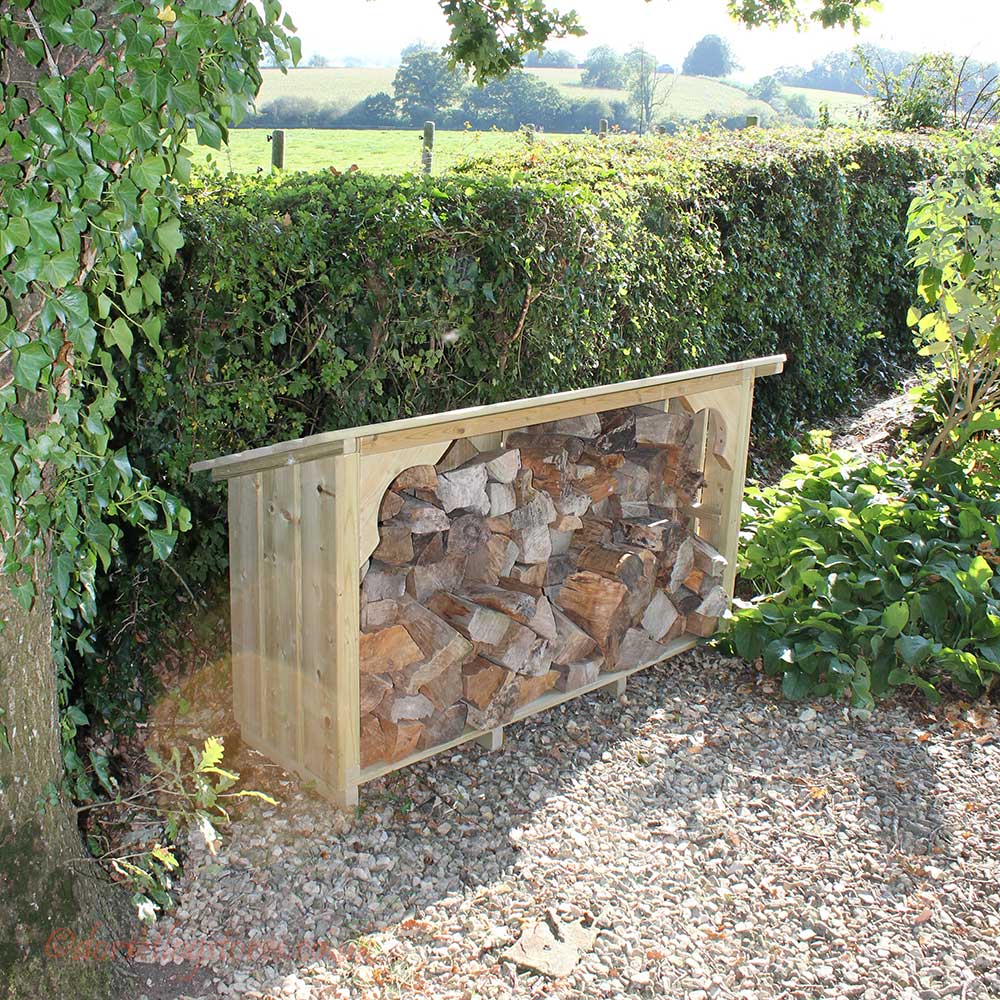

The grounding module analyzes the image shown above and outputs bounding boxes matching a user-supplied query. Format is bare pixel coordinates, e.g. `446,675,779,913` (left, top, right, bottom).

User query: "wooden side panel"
299,457,341,790
697,372,756,597
358,442,451,564
228,474,262,736
332,450,362,807
258,466,302,765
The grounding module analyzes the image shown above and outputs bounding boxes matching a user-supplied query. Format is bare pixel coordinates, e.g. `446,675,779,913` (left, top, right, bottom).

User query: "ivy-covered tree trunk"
0,550,132,999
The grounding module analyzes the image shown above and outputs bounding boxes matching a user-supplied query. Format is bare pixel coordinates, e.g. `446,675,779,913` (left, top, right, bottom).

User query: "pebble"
137,650,1000,1000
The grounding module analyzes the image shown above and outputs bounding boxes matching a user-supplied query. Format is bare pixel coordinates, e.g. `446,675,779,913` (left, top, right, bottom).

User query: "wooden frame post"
331,448,361,808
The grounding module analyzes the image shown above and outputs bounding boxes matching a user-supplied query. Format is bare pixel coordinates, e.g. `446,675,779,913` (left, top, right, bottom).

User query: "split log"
594,408,636,453
436,437,481,474
556,654,603,692
683,567,706,594
360,713,388,768
360,673,392,714
379,490,405,522
462,656,508,709
672,586,704,615
608,498,651,520
396,498,451,534
685,612,719,638
510,488,556,531
640,590,682,642
420,661,463,710
612,459,650,501
406,553,467,602
553,488,592,517
545,554,576,589
446,512,491,554
485,514,512,535
549,528,575,557
633,405,694,446
507,562,548,588
539,413,601,438
516,669,560,706
415,532,445,564
576,544,646,590
614,515,684,553
360,624,424,675
361,563,408,602
527,595,558,641
380,718,424,763
615,628,669,671
426,592,512,645
464,583,538,625
437,464,489,514
419,703,469,749
392,465,439,492
551,607,598,665
555,571,629,652
469,447,522,484
373,524,414,565
667,538,695,592
480,620,555,677
394,598,475,694
691,536,728,578
513,524,552,564
696,585,729,618
464,666,520,729
574,516,613,549
569,462,616,503
464,534,519,586
488,482,516,516
374,692,435,725
361,598,399,630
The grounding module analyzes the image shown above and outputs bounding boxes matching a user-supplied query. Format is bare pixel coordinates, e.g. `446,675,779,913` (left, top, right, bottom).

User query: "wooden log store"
191,355,784,807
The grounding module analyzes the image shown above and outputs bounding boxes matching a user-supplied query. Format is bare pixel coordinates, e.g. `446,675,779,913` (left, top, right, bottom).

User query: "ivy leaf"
148,528,177,561
107,317,134,359
13,341,53,390
155,217,184,256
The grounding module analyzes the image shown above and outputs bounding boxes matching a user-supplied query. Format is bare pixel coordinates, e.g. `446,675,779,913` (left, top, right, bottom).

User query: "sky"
280,0,1000,79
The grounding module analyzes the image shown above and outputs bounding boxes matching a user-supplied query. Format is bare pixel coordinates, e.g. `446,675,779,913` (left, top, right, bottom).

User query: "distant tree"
775,45,908,95
308,53,330,68
393,50,467,123
525,48,577,68
401,40,436,60
260,44,279,69
342,55,367,68
657,63,675,75
682,35,740,77
624,48,672,133
750,75,783,103
582,45,625,88
786,92,814,120
463,69,568,128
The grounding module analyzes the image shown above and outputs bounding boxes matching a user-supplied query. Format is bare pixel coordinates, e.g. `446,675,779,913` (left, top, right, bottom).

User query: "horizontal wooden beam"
189,355,785,481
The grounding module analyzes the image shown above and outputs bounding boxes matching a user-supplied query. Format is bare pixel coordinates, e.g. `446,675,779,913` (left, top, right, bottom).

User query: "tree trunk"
0,549,133,999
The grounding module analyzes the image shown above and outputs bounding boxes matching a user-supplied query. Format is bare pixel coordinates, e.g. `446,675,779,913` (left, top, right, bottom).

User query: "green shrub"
724,446,1000,706
92,129,952,731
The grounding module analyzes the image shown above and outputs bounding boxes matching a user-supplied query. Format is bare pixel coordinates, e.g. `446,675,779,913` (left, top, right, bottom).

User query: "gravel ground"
134,649,1000,1000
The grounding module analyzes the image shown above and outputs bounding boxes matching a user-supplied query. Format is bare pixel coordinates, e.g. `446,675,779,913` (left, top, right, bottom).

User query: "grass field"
782,85,871,123
195,128,586,175
256,67,777,123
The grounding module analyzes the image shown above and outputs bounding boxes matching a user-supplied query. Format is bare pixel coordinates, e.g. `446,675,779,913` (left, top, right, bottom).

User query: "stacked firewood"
358,404,729,767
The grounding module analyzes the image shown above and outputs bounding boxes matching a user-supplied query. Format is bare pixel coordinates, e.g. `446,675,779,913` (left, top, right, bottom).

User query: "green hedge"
90,128,946,730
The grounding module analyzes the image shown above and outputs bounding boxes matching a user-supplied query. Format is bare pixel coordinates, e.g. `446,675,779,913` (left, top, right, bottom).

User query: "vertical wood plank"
258,466,301,763
701,371,755,597
333,447,361,808
299,457,340,790
228,474,261,737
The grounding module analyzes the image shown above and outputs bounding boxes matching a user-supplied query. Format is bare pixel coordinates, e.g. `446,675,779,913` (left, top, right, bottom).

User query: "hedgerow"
91,128,950,731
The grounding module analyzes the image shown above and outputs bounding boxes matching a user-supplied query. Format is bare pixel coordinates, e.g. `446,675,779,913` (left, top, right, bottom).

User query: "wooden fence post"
599,118,609,138
745,115,759,128
422,121,434,175
270,128,285,171
524,123,535,143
